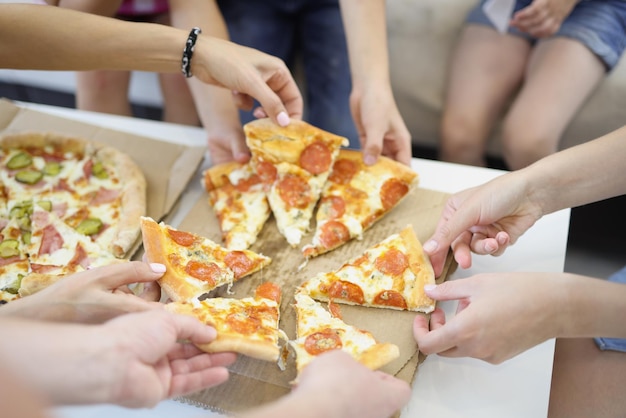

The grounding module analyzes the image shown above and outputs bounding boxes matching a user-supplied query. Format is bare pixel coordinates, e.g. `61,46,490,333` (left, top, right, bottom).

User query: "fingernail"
363,154,377,166
424,284,437,292
277,112,290,127
423,240,438,253
150,263,166,273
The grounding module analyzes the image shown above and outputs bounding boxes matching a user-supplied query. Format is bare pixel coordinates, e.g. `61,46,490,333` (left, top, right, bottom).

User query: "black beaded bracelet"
181,27,202,78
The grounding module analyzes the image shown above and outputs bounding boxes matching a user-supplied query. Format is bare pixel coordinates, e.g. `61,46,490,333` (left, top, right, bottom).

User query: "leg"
75,70,133,116
500,38,604,170
157,73,200,126
440,25,530,166
549,338,626,417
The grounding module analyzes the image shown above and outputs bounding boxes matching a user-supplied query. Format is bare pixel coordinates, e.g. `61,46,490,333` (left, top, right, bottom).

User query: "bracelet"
181,27,202,78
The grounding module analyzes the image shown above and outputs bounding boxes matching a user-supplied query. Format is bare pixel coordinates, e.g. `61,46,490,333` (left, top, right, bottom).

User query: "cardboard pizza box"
0,98,206,254
176,180,457,417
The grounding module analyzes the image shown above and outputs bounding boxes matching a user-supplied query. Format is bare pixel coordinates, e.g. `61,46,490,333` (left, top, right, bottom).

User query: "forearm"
523,125,626,215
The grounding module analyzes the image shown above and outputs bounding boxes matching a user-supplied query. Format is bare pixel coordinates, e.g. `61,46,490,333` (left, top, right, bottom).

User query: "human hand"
510,0,578,37
350,83,412,166
3,261,165,323
422,171,542,277
291,350,411,418
413,273,571,363
192,37,303,129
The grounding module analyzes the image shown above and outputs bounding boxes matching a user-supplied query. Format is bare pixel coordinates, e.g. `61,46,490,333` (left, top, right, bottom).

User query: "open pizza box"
0,98,206,242
175,182,458,417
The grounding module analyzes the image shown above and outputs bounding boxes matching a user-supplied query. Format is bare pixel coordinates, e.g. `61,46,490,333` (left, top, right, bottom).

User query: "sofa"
386,0,626,161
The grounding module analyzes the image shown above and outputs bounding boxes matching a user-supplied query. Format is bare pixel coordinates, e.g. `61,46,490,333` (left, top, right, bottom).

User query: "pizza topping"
0,239,20,258
225,310,264,335
6,152,32,170
184,260,220,286
256,160,277,185
15,169,43,185
38,224,64,256
42,161,61,176
373,290,408,310
233,173,262,192
75,218,103,236
374,248,408,276
304,329,342,355
167,228,197,247
299,141,332,175
318,220,350,250
277,173,311,209
68,243,89,268
321,195,345,219
224,250,257,279
328,300,343,319
254,281,281,303
328,158,360,184
328,280,365,304
92,161,108,179
380,178,409,210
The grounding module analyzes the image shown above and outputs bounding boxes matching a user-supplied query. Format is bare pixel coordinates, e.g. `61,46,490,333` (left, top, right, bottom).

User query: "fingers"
413,307,457,355
166,313,217,345
72,261,165,290
169,366,230,398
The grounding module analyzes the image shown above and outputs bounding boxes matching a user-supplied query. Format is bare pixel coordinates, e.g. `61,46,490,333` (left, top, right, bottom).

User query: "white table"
18,103,569,418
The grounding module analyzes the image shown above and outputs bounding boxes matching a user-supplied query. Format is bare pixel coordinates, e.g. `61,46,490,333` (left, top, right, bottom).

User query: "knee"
500,121,558,170
440,114,485,157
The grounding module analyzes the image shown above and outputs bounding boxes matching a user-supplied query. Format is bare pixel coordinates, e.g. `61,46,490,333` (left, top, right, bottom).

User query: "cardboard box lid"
0,98,205,233
176,184,457,416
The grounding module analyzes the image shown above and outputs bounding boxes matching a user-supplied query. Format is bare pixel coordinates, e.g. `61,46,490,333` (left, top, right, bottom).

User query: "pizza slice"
202,161,270,250
288,292,399,377
140,216,271,302
300,225,436,313
0,217,30,302
245,118,348,247
165,282,285,362
302,149,418,258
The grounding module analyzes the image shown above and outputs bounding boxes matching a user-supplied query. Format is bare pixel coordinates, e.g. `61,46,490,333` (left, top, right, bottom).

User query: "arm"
338,0,412,166
0,4,302,129
0,310,236,406
423,125,626,276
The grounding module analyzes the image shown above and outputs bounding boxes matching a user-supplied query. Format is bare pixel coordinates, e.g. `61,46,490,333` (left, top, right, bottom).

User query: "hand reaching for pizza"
0,261,165,323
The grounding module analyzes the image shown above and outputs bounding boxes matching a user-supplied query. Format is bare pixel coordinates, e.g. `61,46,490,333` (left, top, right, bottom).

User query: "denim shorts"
467,0,626,71
594,265,626,352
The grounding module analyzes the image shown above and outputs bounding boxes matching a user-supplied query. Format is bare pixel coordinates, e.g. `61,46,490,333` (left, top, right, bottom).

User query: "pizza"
202,161,270,250
0,132,146,302
140,216,271,302
302,149,417,258
288,292,399,377
165,282,285,362
299,225,436,313
244,118,348,247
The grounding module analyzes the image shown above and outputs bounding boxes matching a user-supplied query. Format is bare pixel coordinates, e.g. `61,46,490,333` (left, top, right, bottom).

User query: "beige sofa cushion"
387,0,626,158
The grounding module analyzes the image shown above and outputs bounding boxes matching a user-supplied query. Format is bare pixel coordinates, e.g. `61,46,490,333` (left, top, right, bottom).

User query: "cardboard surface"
177,185,457,416
0,99,205,254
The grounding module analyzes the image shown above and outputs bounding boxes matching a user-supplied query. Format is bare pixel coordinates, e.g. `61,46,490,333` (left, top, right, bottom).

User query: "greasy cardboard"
176,185,457,416
0,98,205,254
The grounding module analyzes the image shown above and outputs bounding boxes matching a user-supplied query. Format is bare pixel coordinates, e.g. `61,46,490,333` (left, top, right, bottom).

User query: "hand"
192,37,303,129
413,273,571,364
350,84,412,166
2,261,165,323
422,171,542,277
292,350,411,418
510,0,578,38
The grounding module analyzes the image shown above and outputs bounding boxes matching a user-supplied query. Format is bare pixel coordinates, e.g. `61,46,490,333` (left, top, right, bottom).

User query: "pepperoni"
234,173,262,192
255,282,281,303
225,251,256,279
318,220,350,250
256,161,277,185
328,280,365,304
277,173,310,209
380,178,409,210
373,290,408,310
38,224,64,256
321,196,345,219
299,141,332,175
167,229,197,247
304,329,342,355
184,260,220,286
328,158,360,184
68,243,89,268
375,248,409,276
226,311,262,335
328,301,343,319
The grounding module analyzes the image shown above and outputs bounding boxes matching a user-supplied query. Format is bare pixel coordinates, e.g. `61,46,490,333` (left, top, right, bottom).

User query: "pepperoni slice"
256,161,277,185
300,141,332,175
167,229,197,247
226,311,261,335
321,196,345,219
373,290,408,309
318,220,350,250
380,178,409,210
184,260,220,286
375,248,409,276
328,301,343,319
224,250,256,279
234,173,262,192
328,280,365,304
304,329,342,355
255,282,281,303
277,173,310,209
328,158,360,184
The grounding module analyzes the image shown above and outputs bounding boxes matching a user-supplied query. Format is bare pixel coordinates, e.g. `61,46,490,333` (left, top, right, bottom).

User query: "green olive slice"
3,274,24,295
75,218,103,235
15,169,43,184
6,152,32,170
92,161,108,179
43,161,62,176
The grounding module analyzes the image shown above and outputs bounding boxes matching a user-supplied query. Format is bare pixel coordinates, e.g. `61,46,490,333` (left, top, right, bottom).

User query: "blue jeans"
217,0,359,147
467,0,626,71
594,265,626,352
